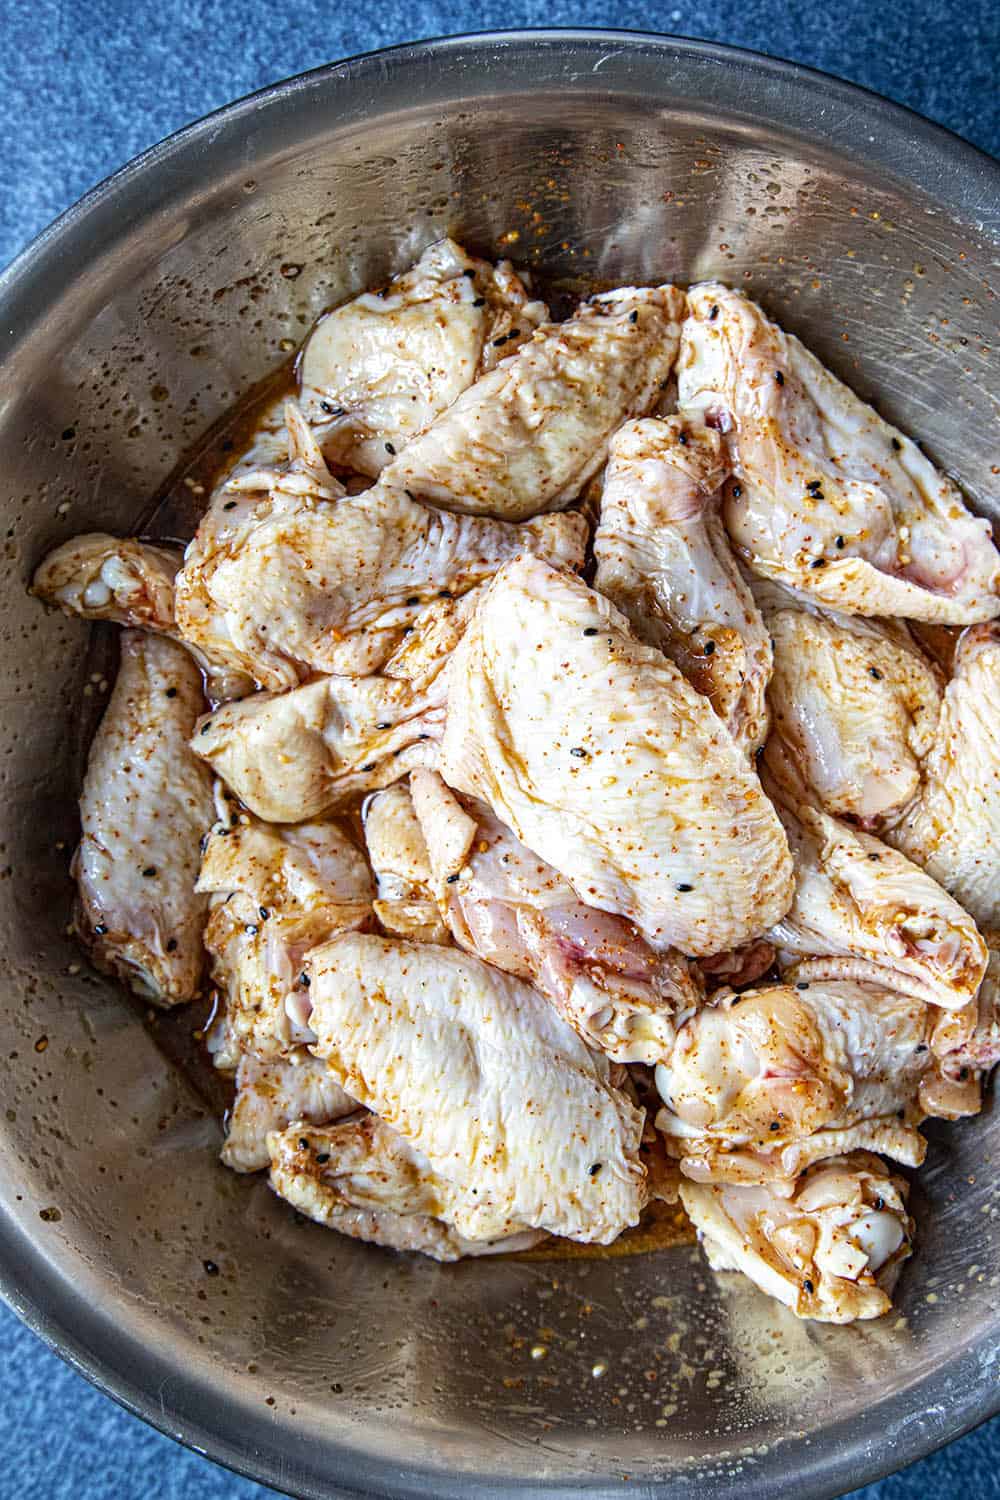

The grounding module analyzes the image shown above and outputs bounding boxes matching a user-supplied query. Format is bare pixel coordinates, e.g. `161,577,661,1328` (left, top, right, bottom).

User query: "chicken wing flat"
594,415,771,753
763,765,987,1012
677,284,1000,622
74,631,214,1005
886,622,1000,928
439,556,794,956
299,238,547,476
410,768,702,1064
757,582,943,823
680,1152,913,1323
268,1114,545,1260
362,782,450,944
654,979,976,1184
301,933,646,1244
175,404,586,689
381,285,687,519
222,1052,357,1173
198,790,372,1067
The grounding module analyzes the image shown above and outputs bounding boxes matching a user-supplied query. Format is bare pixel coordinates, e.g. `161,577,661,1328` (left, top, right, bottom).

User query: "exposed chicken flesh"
410,768,703,1063
381,285,688,519
886,622,1000,928
268,1114,545,1260
30,532,252,702
439,556,794,956
931,938,1000,1080
677,284,1000,622
197,788,372,1067
654,979,975,1183
680,1152,913,1323
757,582,943,823
362,782,450,943
222,1052,356,1173
174,400,587,688
190,591,475,823
594,415,771,753
763,764,987,1012
74,631,214,1005
302,933,646,1243
299,239,547,476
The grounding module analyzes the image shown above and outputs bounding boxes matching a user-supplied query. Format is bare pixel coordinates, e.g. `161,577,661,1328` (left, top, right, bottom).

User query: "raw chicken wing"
594,415,771,753
382,285,687,519
439,556,794,956
410,768,703,1062
680,1152,912,1323
299,238,546,475
362,782,450,943
677,285,1000,621
302,933,646,1243
74,632,214,1004
268,1114,545,1260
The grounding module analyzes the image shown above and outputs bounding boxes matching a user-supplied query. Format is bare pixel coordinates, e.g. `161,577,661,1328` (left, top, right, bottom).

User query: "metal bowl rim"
1,27,998,1500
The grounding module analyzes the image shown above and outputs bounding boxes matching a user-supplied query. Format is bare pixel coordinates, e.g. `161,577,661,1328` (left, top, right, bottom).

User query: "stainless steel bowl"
1,31,998,1500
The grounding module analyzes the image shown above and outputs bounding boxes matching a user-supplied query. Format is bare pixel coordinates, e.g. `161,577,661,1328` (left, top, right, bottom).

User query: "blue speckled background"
1,1,998,1496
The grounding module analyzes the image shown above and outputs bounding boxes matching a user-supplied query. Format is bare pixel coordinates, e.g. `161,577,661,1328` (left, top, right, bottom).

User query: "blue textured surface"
1,1,999,1496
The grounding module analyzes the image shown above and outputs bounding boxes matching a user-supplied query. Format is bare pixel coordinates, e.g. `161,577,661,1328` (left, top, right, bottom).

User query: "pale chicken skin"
268,1114,545,1260
174,400,587,689
677,284,1000,622
410,768,703,1064
190,591,475,823
594,415,771,754
222,1052,356,1173
763,762,987,1012
886,622,1000,928
757,580,944,823
74,632,214,1005
31,533,252,702
654,979,976,1184
439,556,794,957
931,938,1000,1081
382,285,687,520
198,789,372,1068
362,782,450,944
299,238,547,476
680,1152,913,1323
301,933,646,1243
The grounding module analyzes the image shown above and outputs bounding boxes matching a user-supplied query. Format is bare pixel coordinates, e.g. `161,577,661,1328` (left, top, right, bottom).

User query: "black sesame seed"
583,627,598,636
462,268,476,278
142,866,157,878
361,762,376,772
870,667,883,680
629,310,639,324
569,747,587,757
298,973,310,988
795,981,810,991
677,430,689,446
200,722,212,735
775,370,785,385
385,441,397,455
868,853,881,861
222,500,237,511
709,304,720,321
472,297,486,307
492,334,508,347
203,1259,219,1276
438,589,453,599
319,401,346,417
93,923,108,936
891,436,902,451
915,1043,927,1053
676,882,693,892
446,873,460,884
589,1162,603,1176
165,686,177,698
166,938,177,953
298,1138,309,1151
376,722,392,731
873,1197,885,1211
731,484,742,498
769,1121,781,1131
245,924,259,936
802,1278,814,1295
835,535,845,548
811,557,827,569
417,734,430,741
703,640,716,655
405,595,421,606
315,1152,331,1164
807,480,823,496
